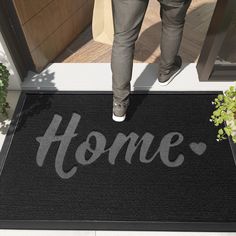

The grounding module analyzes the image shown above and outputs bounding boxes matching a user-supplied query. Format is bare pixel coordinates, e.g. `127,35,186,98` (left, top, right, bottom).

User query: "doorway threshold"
21,63,234,92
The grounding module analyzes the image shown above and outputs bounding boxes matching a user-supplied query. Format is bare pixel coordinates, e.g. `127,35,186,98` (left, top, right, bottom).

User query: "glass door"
197,0,236,81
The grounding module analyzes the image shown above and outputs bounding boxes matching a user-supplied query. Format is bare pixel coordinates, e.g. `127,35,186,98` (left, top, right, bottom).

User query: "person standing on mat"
111,0,192,122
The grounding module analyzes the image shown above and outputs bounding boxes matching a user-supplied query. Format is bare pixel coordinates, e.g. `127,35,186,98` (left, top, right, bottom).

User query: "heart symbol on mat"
189,142,207,156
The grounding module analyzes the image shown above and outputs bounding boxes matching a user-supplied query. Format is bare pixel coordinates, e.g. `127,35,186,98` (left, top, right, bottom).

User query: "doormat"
0,91,236,231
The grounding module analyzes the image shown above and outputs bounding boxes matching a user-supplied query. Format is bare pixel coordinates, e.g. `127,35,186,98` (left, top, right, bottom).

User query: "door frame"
0,0,35,80
196,0,236,81
1,0,236,82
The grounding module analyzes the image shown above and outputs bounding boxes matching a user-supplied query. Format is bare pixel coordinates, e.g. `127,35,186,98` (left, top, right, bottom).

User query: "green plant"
210,85,236,143
0,63,10,117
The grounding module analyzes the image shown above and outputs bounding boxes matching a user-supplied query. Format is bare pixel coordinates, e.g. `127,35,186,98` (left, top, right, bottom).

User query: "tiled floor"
22,63,233,91
0,63,235,235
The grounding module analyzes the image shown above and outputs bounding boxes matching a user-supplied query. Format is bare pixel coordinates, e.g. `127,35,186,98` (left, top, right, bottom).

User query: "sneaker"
157,55,183,86
112,98,130,122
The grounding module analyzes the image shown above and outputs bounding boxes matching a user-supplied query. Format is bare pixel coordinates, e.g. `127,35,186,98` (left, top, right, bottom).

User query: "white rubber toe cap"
112,113,126,122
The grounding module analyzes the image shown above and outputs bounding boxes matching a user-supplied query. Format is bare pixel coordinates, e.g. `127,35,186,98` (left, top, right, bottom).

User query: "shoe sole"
158,66,183,87
112,113,126,122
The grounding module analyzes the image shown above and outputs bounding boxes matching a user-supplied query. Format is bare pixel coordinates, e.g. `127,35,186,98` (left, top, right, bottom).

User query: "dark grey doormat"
0,91,236,231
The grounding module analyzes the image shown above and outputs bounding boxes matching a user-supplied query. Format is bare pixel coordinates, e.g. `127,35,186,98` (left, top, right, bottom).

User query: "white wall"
0,31,21,90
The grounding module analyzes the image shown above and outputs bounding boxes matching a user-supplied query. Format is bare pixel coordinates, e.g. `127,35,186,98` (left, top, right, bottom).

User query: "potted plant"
0,62,10,118
210,85,236,143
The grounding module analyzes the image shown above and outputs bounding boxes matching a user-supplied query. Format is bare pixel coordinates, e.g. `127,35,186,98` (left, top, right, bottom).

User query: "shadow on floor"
126,63,189,121
0,69,56,135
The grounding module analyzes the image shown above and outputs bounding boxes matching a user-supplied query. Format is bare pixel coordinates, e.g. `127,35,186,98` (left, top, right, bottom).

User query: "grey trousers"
111,0,192,103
